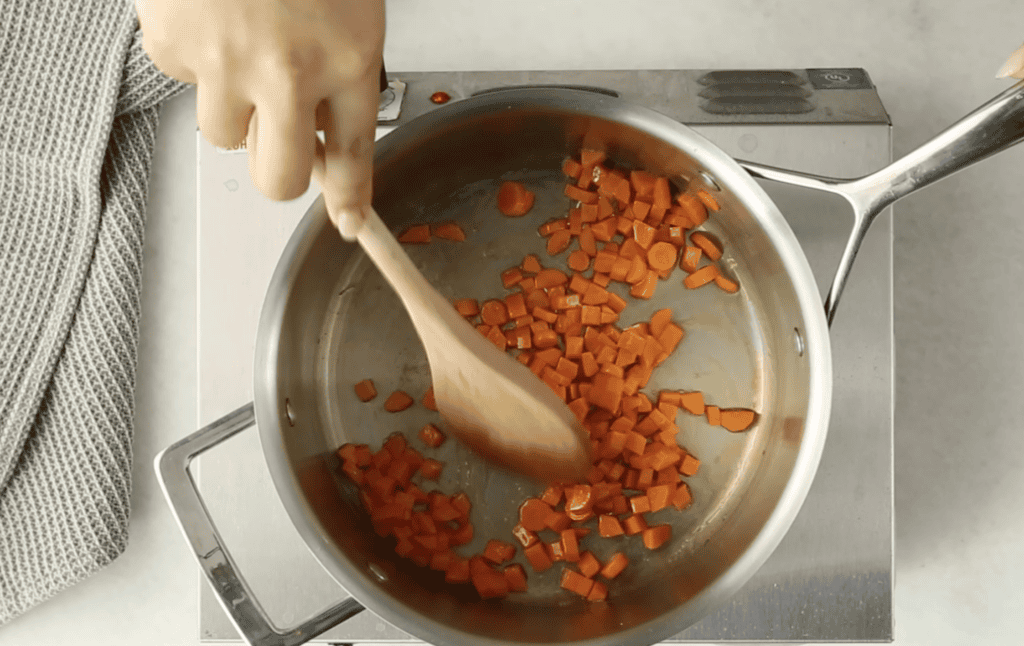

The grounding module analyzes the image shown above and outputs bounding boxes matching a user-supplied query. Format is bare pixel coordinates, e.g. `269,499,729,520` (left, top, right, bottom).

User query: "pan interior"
262,96,818,645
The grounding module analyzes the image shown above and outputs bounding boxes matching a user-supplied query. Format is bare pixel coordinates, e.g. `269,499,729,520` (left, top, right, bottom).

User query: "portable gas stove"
195,69,893,643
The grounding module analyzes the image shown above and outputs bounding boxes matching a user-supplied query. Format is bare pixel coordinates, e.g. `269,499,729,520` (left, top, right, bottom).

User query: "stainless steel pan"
157,79,1024,646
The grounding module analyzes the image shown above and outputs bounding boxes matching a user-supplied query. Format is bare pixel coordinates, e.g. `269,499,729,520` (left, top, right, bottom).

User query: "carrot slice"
498,181,535,216
679,391,705,415
535,268,569,289
354,379,377,402
568,249,591,272
629,270,658,300
646,241,677,272
683,264,719,289
715,274,740,294
433,222,467,242
675,193,708,227
721,408,757,432
689,231,722,261
600,552,628,579
696,189,720,212
642,524,672,550
454,298,480,318
547,229,573,255
384,390,414,412
478,299,509,327
398,224,431,244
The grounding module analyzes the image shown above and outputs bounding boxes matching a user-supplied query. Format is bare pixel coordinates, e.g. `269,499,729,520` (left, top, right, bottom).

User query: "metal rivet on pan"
284,399,295,427
699,171,721,191
794,328,805,357
368,562,389,582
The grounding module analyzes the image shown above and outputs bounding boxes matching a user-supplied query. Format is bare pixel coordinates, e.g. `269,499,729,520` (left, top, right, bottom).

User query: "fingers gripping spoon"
346,206,592,484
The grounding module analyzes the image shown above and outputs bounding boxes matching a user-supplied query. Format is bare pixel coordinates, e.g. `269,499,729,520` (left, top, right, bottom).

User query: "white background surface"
3,1,1023,644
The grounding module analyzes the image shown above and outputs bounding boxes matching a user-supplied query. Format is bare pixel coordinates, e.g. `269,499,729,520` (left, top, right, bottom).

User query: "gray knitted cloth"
0,0,186,624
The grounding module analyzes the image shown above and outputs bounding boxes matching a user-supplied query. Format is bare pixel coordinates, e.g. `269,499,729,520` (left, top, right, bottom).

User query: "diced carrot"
600,552,629,579
696,189,720,212
398,224,431,244
578,551,601,578
679,391,705,415
539,218,568,237
706,404,721,426
524,542,554,572
676,193,709,226
672,482,693,510
680,246,702,273
560,569,595,598
563,157,583,179
647,484,673,512
454,298,480,318
483,539,517,564
589,372,624,413
504,563,529,593
629,270,658,300
652,176,672,210
577,227,598,257
420,458,443,480
642,524,672,550
545,509,572,532
607,292,628,314
587,580,608,602
565,184,599,204
580,149,607,166
630,170,657,201
721,408,757,432
443,556,471,584
418,423,446,448
519,498,553,532
353,379,377,402
589,218,617,242
451,522,474,545
657,323,684,355
632,220,657,249
684,264,720,289
609,256,632,282
715,274,740,293
631,200,652,221
630,495,652,514
433,222,466,242
471,556,510,599
560,529,581,562
646,241,677,272
567,249,591,272
512,523,539,548
384,390,414,412
679,454,701,477
623,514,648,536
498,181,535,217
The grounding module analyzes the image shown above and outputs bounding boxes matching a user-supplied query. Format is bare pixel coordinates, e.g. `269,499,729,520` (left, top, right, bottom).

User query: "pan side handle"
741,79,1024,325
154,403,365,646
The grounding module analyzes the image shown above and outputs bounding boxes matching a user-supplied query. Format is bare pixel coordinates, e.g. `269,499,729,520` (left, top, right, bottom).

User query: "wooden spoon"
351,206,592,483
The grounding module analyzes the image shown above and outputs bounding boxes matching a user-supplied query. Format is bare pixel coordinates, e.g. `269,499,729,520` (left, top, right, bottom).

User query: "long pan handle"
741,78,1024,325
154,403,365,646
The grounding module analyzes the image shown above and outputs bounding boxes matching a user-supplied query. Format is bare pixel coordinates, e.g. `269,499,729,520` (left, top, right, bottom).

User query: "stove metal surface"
196,69,893,644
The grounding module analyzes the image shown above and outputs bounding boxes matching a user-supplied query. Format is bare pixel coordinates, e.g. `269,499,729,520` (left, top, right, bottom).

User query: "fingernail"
996,43,1024,78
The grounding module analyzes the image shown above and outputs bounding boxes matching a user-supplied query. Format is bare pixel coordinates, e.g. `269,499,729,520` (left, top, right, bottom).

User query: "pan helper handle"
136,0,385,220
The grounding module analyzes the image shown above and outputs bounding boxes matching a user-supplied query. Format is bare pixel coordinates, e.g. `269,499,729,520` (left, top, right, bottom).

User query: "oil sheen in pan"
315,169,770,601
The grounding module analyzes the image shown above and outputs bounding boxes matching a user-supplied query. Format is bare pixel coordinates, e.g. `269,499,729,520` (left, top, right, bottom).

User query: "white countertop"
4,1,1023,644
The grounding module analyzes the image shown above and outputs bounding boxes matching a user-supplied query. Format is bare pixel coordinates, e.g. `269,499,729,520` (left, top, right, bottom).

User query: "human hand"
997,42,1024,79
136,0,385,239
